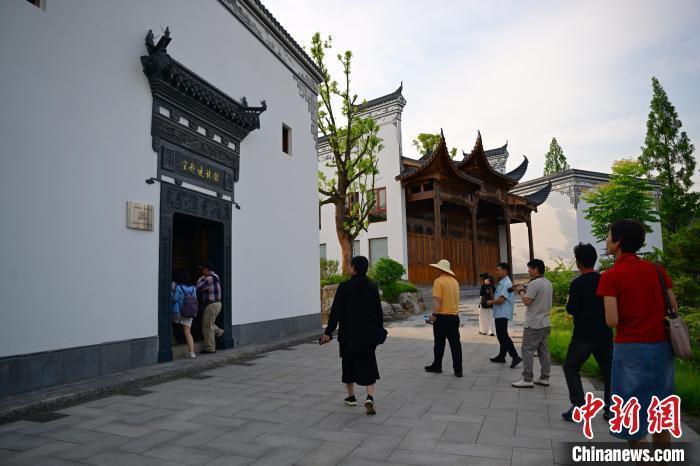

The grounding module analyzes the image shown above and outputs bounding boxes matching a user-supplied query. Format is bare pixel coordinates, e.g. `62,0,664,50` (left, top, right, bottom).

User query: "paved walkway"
0,298,698,465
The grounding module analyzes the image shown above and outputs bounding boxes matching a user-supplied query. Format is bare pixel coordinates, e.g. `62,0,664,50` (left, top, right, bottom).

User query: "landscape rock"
320,284,339,324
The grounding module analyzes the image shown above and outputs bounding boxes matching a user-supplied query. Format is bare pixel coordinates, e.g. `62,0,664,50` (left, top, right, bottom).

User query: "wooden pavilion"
397,131,551,284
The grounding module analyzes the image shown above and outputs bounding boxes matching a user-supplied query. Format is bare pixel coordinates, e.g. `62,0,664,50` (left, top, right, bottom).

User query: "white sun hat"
429,259,455,277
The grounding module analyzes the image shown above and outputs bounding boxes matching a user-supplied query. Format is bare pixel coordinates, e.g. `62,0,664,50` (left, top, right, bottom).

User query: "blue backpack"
179,285,199,318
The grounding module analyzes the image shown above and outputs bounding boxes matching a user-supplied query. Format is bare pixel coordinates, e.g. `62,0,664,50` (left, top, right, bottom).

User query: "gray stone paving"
0,298,698,465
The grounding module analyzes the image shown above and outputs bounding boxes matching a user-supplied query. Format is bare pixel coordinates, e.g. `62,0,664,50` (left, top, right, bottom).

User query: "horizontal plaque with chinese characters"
159,146,233,194
126,202,154,231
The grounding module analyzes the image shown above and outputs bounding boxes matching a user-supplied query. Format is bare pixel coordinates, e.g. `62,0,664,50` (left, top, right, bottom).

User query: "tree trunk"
334,198,353,274
338,231,353,275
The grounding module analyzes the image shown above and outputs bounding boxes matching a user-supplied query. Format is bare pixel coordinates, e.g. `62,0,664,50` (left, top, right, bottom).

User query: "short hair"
479,272,491,279
527,259,545,275
175,270,191,284
496,262,510,273
573,243,597,268
609,219,645,253
351,255,369,276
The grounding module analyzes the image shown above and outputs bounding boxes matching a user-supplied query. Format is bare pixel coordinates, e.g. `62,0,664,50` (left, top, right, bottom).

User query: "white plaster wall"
511,190,664,274
318,112,408,273
511,191,578,273
0,0,319,357
510,223,529,273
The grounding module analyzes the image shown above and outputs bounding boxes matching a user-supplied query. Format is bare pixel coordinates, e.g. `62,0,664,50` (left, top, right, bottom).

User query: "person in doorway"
196,262,223,354
478,272,496,336
487,263,522,368
171,271,197,359
424,259,463,377
511,259,553,388
597,219,677,445
320,256,383,415
562,243,613,421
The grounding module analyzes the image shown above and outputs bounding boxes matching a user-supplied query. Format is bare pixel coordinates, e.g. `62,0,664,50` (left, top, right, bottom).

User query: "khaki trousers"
202,302,223,352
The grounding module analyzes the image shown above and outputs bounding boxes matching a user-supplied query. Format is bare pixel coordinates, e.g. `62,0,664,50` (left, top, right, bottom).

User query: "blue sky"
265,0,700,185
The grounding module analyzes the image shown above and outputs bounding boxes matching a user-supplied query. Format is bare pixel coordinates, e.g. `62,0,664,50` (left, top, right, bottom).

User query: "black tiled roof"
523,182,552,206
247,0,322,78
505,156,528,182
356,83,403,111
484,141,508,157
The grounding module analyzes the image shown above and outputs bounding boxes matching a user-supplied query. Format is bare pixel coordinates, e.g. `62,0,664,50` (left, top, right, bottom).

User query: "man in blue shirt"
486,262,522,368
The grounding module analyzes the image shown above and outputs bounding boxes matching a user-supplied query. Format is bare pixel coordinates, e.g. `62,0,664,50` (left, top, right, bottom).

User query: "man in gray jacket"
511,259,553,388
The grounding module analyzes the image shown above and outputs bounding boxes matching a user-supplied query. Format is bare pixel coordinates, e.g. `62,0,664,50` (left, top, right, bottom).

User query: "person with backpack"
197,262,223,354
172,270,198,359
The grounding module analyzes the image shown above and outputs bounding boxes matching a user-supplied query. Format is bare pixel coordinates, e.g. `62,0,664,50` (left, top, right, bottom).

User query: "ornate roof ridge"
141,28,266,132
397,131,481,187
223,0,323,81
356,82,404,112
484,140,508,156
458,131,517,188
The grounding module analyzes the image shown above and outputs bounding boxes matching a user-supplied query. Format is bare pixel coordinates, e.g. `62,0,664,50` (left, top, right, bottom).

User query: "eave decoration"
141,28,266,187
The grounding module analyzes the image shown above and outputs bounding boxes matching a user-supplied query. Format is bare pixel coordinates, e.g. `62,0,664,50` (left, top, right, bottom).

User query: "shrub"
320,258,339,281
380,281,418,303
320,274,349,287
369,257,406,287
544,258,576,306
596,255,615,272
549,305,700,415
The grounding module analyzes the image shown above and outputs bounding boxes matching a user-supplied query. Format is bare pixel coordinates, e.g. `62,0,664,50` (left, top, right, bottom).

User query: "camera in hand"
507,284,527,293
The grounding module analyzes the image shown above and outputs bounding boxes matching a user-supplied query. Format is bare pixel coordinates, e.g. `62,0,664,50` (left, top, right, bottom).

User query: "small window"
320,244,327,260
282,124,292,155
369,238,388,266
369,187,387,223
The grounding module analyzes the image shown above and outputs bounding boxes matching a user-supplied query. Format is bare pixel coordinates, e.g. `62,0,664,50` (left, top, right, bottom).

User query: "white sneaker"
186,352,197,359
511,379,534,388
534,377,549,386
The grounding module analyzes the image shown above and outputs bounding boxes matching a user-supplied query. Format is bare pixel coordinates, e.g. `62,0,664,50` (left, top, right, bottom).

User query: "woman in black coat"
320,256,383,414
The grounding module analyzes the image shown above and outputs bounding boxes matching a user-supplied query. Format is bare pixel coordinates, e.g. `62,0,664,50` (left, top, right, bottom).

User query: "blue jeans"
610,341,674,441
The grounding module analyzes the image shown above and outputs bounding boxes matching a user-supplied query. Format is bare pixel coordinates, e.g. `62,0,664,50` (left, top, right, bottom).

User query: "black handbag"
376,327,388,345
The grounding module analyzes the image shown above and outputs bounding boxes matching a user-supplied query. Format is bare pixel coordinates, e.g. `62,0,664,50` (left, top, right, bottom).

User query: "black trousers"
563,338,613,408
495,317,519,359
432,315,462,372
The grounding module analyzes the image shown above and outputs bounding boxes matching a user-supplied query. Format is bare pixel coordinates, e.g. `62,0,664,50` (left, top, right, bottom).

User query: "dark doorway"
171,213,224,347
158,183,233,362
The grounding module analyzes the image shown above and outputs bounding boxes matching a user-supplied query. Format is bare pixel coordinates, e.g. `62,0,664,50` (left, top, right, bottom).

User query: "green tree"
639,77,699,236
661,221,700,308
314,33,383,274
412,132,457,158
582,159,659,242
543,137,570,176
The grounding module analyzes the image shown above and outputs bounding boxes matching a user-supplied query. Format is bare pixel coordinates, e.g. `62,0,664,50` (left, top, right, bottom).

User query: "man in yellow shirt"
425,259,462,377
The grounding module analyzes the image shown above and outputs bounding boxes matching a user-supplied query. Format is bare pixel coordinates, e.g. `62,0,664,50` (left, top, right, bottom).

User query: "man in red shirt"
597,219,679,445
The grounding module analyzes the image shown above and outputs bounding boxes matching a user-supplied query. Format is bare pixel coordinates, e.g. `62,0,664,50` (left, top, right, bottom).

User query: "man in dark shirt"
562,243,613,422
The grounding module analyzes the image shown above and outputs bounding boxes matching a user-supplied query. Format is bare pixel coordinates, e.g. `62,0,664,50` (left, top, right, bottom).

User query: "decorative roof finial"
397,81,403,93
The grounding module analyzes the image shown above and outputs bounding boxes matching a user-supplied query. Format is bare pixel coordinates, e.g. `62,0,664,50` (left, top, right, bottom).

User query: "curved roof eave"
505,156,529,182
523,181,552,206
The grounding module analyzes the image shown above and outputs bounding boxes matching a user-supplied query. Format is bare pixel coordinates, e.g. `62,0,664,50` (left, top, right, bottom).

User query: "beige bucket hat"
429,259,455,277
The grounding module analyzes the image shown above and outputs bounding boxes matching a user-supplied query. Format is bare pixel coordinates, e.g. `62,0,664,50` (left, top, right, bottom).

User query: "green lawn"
548,306,700,415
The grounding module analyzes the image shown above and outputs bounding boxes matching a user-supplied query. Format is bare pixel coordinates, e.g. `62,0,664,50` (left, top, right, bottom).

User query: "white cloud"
266,0,700,186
